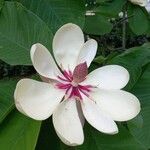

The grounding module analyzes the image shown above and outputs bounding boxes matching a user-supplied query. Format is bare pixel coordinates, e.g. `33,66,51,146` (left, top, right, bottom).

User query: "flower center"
71,81,78,87
56,70,93,100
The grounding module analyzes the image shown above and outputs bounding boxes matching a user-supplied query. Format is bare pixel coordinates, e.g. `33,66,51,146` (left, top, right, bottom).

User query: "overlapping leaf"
0,1,53,65
127,4,149,35
17,0,85,33
0,78,18,123
84,15,113,35
94,0,126,17
0,110,41,150
128,64,150,149
0,0,4,11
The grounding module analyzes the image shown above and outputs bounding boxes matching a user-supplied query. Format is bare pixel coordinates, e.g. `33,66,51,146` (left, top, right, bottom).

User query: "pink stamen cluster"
56,70,93,100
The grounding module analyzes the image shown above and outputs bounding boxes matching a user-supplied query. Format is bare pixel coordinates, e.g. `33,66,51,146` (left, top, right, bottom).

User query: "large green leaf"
0,78,18,123
84,14,113,35
0,1,53,65
127,4,149,35
0,110,41,150
128,64,150,149
16,0,85,33
36,118,61,150
0,0,4,11
95,0,126,17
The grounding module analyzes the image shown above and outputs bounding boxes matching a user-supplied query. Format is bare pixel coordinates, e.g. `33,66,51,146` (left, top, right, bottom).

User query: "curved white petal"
77,39,97,67
15,100,27,116
129,0,148,6
146,2,150,12
53,23,84,71
53,99,84,146
31,43,62,80
14,79,65,120
82,65,129,90
81,96,118,134
91,89,141,121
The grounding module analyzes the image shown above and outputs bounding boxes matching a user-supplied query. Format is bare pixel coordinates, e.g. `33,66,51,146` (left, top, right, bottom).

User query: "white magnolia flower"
129,0,149,6
14,23,141,146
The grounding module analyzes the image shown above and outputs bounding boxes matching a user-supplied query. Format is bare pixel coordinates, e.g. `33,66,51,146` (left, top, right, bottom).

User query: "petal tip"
65,138,84,146
61,23,81,29
30,43,43,57
54,23,82,36
111,127,119,135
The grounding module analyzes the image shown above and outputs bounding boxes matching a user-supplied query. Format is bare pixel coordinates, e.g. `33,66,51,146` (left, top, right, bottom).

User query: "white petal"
77,39,97,67
91,89,141,121
14,79,65,120
53,99,84,146
53,23,84,71
82,65,129,90
129,0,148,6
81,96,118,134
31,43,62,80
146,2,150,12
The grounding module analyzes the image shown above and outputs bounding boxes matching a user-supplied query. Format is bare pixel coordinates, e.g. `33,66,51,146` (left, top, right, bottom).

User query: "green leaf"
95,0,126,17
36,118,61,150
108,44,150,90
128,114,143,129
96,0,108,3
0,78,18,123
127,4,149,35
0,110,41,150
94,52,119,64
0,1,53,65
0,0,4,11
16,0,85,33
84,15,113,35
93,55,107,64
128,64,150,149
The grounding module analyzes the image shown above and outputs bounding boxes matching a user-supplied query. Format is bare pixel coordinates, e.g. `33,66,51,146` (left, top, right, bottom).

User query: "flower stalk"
122,3,127,50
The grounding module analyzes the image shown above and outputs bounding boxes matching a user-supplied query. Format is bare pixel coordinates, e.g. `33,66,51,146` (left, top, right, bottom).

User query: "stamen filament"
57,76,70,82
63,70,73,81
79,88,90,98
56,70,93,100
